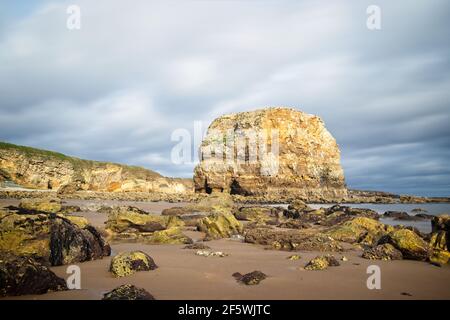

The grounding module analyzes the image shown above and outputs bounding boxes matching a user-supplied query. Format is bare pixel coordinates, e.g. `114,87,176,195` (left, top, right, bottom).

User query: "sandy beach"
1,199,449,300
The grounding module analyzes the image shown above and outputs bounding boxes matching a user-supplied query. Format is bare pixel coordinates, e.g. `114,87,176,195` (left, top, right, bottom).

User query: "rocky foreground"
0,194,449,299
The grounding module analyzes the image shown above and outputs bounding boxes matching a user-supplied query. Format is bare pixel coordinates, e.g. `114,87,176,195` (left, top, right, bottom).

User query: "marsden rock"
0,209,110,266
0,253,67,297
193,107,347,201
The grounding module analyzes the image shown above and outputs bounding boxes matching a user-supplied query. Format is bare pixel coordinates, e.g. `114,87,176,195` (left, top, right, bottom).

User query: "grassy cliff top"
0,141,163,179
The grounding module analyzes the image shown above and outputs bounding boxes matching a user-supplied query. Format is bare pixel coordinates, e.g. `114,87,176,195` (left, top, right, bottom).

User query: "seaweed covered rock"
145,227,193,245
18,198,62,214
102,284,155,300
326,217,391,245
197,212,243,240
234,206,280,224
378,229,430,261
245,227,342,251
105,207,187,243
183,243,211,250
362,243,403,260
109,251,158,278
0,253,67,297
184,192,235,214
0,210,110,266
429,215,450,265
233,271,267,285
304,255,340,271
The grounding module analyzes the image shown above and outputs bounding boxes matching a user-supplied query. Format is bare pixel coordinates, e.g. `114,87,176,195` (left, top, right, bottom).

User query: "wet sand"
1,199,450,300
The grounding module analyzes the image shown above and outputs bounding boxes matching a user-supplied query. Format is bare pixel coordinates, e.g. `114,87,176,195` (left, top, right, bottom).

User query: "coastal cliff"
194,107,348,201
0,142,192,194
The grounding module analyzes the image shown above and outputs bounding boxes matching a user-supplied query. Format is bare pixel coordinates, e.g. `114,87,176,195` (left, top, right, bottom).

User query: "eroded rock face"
0,253,67,297
0,141,191,194
193,107,347,201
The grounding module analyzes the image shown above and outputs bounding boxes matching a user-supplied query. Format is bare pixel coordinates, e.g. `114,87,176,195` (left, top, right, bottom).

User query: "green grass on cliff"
0,141,162,178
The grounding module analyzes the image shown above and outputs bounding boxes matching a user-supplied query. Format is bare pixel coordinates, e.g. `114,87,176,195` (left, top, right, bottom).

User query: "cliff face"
194,107,347,201
0,142,192,194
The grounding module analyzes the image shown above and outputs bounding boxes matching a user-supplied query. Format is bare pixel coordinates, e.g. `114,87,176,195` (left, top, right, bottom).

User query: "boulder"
429,215,450,265
326,217,392,245
0,210,110,266
145,227,193,245
362,243,403,260
109,251,158,278
232,271,267,285
102,284,155,300
245,227,342,251
0,253,67,297
18,198,62,214
304,255,340,271
196,212,243,240
378,229,430,261
234,206,279,224
287,254,301,260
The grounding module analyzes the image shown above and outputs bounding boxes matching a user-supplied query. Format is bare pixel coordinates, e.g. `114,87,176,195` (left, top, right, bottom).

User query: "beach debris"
183,243,211,250
0,253,67,297
362,243,403,261
233,271,267,285
304,255,340,271
195,250,228,257
109,251,157,278
378,228,430,261
102,284,155,300
341,256,348,262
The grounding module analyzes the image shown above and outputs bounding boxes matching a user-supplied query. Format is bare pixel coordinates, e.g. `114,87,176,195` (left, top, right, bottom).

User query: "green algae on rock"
102,284,155,300
109,251,158,278
197,212,243,240
362,243,403,260
18,198,62,214
378,228,430,261
326,217,392,245
304,255,340,271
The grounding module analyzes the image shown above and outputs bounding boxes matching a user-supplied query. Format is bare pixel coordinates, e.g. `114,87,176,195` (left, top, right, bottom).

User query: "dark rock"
183,243,211,250
0,253,67,297
233,271,267,285
362,243,403,260
102,284,155,300
304,255,340,270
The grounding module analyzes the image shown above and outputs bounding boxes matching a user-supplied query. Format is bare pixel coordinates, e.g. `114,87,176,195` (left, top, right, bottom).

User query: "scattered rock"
102,284,155,300
183,243,211,250
326,217,392,246
197,212,243,240
195,250,228,257
304,255,340,271
429,215,450,265
18,198,62,214
0,209,110,266
341,256,348,262
378,229,430,261
245,227,342,251
109,251,158,278
233,271,267,285
287,254,301,260
0,253,67,297
362,243,403,260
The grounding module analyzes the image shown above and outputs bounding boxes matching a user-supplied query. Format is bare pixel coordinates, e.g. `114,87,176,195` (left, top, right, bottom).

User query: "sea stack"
193,107,347,201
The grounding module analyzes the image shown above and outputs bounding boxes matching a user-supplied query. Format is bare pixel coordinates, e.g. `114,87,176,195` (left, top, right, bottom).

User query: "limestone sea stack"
194,107,347,202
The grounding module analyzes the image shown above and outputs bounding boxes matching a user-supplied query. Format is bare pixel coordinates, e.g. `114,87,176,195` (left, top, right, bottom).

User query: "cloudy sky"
0,0,449,196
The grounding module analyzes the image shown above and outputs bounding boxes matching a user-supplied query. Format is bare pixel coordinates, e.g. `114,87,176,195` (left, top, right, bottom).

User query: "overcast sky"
0,0,449,196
